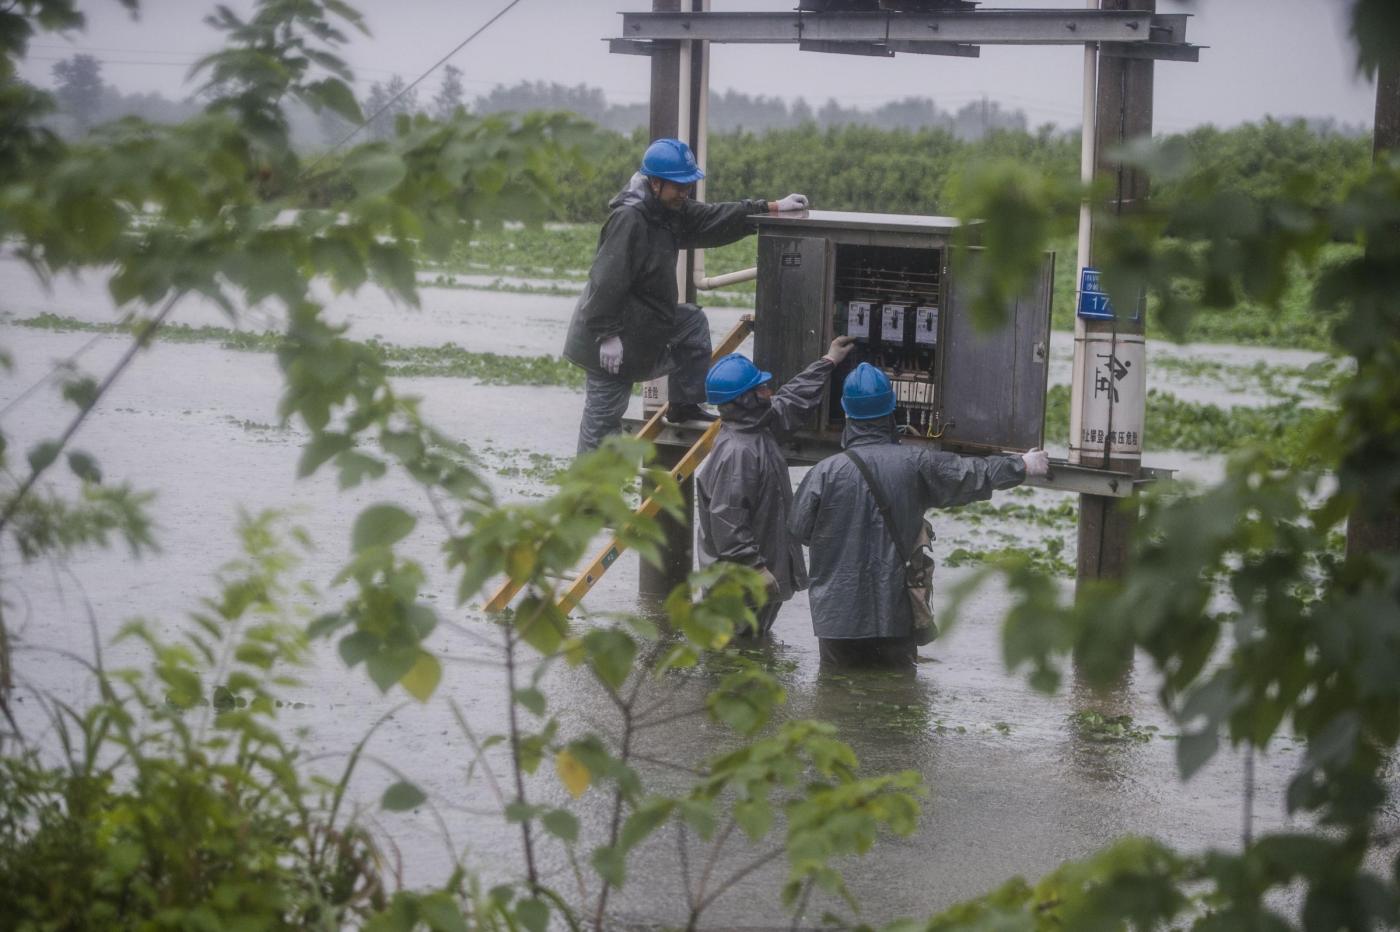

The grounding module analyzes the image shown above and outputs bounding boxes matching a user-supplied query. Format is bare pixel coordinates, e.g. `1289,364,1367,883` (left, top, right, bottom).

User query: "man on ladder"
563,137,809,452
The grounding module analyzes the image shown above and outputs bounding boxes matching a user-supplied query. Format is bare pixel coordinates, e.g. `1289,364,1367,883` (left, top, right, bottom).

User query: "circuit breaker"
752,210,1053,453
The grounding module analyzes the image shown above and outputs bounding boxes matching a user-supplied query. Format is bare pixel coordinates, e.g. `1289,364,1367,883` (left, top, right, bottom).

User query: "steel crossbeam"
618,9,1182,47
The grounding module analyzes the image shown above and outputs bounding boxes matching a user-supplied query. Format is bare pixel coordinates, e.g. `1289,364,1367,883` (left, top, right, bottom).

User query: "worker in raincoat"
790,363,1051,667
697,335,856,637
562,137,810,452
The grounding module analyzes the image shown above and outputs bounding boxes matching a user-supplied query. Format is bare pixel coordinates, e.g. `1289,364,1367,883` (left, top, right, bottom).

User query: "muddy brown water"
0,256,1318,927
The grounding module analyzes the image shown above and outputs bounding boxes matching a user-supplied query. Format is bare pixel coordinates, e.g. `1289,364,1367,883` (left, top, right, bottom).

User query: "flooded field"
0,253,1326,927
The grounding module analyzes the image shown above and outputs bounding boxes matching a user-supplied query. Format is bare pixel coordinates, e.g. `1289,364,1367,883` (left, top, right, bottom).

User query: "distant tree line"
552,118,1373,227
41,54,1032,144
39,53,1373,228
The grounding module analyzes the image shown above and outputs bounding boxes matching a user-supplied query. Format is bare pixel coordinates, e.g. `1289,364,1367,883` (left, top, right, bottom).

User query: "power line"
305,0,528,173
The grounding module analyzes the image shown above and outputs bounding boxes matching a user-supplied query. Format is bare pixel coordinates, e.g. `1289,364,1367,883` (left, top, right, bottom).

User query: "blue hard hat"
641,137,705,184
841,363,896,420
706,353,771,405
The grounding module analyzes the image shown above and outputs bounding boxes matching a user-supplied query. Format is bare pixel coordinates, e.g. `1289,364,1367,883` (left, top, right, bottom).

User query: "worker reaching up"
563,137,810,453
791,363,1051,668
696,336,856,638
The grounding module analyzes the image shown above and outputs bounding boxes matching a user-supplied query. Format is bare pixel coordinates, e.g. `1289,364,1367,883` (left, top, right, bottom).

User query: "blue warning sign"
1077,267,1115,320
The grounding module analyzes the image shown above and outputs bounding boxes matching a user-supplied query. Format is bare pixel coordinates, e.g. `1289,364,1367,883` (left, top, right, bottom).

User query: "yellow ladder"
483,315,754,615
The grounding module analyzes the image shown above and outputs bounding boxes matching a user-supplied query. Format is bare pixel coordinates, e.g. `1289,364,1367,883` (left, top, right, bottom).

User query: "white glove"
824,335,856,365
599,335,623,375
1021,447,1050,478
761,562,784,598
758,567,780,597
773,193,809,212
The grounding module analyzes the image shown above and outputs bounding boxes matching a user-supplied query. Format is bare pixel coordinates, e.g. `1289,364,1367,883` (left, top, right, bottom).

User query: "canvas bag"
843,449,938,645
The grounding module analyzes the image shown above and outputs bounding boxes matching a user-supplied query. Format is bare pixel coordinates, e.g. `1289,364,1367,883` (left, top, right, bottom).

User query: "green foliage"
5,483,156,560
0,511,387,929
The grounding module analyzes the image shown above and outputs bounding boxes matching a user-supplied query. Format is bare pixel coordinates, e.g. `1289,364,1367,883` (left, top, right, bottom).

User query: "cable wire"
303,0,528,175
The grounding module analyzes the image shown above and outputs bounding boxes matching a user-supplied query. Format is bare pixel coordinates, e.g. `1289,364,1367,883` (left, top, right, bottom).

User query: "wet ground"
0,254,1321,927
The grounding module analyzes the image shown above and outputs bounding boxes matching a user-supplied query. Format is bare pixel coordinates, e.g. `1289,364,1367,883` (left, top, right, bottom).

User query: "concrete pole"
1075,0,1153,585
1068,0,1098,469
639,0,701,601
1346,57,1400,556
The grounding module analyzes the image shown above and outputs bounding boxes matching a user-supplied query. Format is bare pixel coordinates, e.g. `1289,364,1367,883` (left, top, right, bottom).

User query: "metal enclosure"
752,210,1054,454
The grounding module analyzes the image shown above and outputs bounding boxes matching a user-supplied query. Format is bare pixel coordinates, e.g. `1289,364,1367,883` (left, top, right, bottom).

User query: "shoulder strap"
844,449,913,567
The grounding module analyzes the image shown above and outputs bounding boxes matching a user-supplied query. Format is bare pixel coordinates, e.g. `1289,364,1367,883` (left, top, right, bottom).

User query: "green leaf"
338,630,377,667
1176,728,1218,780
418,892,467,932
504,801,545,823
619,799,674,851
381,780,426,811
368,243,418,303
583,628,636,691
590,844,626,887
541,808,579,843
66,450,102,483
515,898,548,932
400,651,442,702
61,376,98,409
514,595,568,656
27,440,61,474
352,503,416,552
345,148,406,196
337,451,388,488
304,77,362,124
367,646,418,692
298,431,353,478
513,687,546,716
734,798,773,840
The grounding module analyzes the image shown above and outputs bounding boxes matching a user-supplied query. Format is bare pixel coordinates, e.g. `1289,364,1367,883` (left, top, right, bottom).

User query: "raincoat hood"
609,172,651,212
841,414,899,449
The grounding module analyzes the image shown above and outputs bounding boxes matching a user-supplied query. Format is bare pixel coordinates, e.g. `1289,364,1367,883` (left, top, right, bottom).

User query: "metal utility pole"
1347,56,1400,556
638,0,706,600
1074,0,1154,583
611,2,1199,604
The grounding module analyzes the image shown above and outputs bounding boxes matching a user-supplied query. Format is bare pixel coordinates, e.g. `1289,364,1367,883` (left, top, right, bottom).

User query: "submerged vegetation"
12,313,586,387
12,314,1331,461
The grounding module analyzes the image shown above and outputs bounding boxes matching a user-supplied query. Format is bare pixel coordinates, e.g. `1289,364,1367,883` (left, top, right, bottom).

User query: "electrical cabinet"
752,210,1053,453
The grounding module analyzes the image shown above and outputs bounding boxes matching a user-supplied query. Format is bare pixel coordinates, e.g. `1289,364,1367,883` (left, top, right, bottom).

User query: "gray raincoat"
790,418,1026,640
696,357,835,601
562,173,770,381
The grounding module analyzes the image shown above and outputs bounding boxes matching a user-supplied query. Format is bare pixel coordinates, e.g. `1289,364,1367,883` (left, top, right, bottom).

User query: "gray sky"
19,0,1376,133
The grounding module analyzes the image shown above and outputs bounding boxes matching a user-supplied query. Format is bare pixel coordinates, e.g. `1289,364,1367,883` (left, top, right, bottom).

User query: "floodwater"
0,254,1322,928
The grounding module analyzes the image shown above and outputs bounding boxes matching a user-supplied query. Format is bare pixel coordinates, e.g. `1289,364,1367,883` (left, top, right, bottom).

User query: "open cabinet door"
754,234,831,424
938,248,1054,453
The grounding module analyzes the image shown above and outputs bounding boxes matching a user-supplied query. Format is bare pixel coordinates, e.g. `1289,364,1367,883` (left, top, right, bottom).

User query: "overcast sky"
18,0,1377,133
